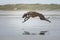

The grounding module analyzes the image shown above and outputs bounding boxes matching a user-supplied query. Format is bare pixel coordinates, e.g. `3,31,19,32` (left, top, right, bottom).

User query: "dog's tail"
45,19,51,23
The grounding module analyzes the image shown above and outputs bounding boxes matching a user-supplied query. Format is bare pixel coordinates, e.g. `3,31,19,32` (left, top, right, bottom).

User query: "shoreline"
0,9,60,12
0,10,60,16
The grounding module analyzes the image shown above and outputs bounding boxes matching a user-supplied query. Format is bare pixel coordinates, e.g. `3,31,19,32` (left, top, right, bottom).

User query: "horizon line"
0,3,60,5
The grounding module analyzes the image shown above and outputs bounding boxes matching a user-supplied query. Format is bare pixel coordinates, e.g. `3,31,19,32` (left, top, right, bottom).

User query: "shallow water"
0,11,60,40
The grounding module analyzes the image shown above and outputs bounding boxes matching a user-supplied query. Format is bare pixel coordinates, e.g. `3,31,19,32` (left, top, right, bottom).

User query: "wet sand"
0,11,60,40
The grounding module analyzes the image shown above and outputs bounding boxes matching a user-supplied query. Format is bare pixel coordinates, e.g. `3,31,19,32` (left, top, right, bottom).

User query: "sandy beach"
0,11,60,40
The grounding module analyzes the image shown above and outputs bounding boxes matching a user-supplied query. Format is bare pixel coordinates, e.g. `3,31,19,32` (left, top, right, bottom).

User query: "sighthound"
22,11,51,23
